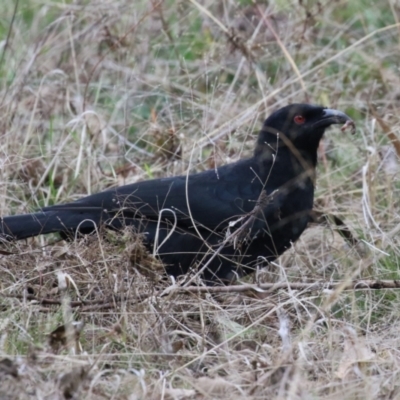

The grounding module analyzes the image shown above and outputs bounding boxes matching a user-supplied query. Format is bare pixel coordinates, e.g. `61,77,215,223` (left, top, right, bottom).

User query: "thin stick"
4,280,400,310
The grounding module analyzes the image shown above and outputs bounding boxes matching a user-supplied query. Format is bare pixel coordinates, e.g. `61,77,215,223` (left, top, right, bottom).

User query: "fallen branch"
1,293,121,307
162,279,400,294
3,280,400,311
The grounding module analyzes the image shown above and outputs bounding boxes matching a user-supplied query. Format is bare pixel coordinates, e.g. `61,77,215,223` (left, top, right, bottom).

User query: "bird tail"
1,212,59,240
0,208,106,241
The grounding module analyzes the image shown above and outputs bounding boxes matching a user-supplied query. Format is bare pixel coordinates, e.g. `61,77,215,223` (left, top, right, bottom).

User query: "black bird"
0,104,354,283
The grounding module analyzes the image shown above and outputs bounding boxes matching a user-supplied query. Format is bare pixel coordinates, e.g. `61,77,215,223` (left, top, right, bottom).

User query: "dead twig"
3,280,400,311
163,279,400,294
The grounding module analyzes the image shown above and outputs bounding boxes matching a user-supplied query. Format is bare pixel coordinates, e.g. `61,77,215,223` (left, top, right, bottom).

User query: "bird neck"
254,143,317,187
254,141,318,167
254,126,324,170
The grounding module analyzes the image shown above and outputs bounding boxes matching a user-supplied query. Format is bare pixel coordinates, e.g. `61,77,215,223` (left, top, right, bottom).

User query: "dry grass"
1,0,400,398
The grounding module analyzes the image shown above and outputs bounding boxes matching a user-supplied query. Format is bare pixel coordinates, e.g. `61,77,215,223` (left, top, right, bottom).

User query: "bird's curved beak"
313,109,356,134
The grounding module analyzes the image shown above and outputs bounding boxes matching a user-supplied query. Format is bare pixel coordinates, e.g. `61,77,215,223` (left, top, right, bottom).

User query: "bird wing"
44,159,269,232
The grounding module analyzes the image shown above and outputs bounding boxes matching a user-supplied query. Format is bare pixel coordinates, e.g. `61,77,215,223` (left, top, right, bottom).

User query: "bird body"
0,104,354,283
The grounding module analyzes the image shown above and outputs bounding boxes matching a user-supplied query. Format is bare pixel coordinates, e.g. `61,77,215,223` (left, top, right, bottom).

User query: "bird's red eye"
294,115,305,124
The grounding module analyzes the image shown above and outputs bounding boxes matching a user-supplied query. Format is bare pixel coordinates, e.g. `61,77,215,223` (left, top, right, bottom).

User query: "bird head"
255,104,354,162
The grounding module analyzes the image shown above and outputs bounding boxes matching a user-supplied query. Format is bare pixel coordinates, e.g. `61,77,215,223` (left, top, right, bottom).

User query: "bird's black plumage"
0,104,354,283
